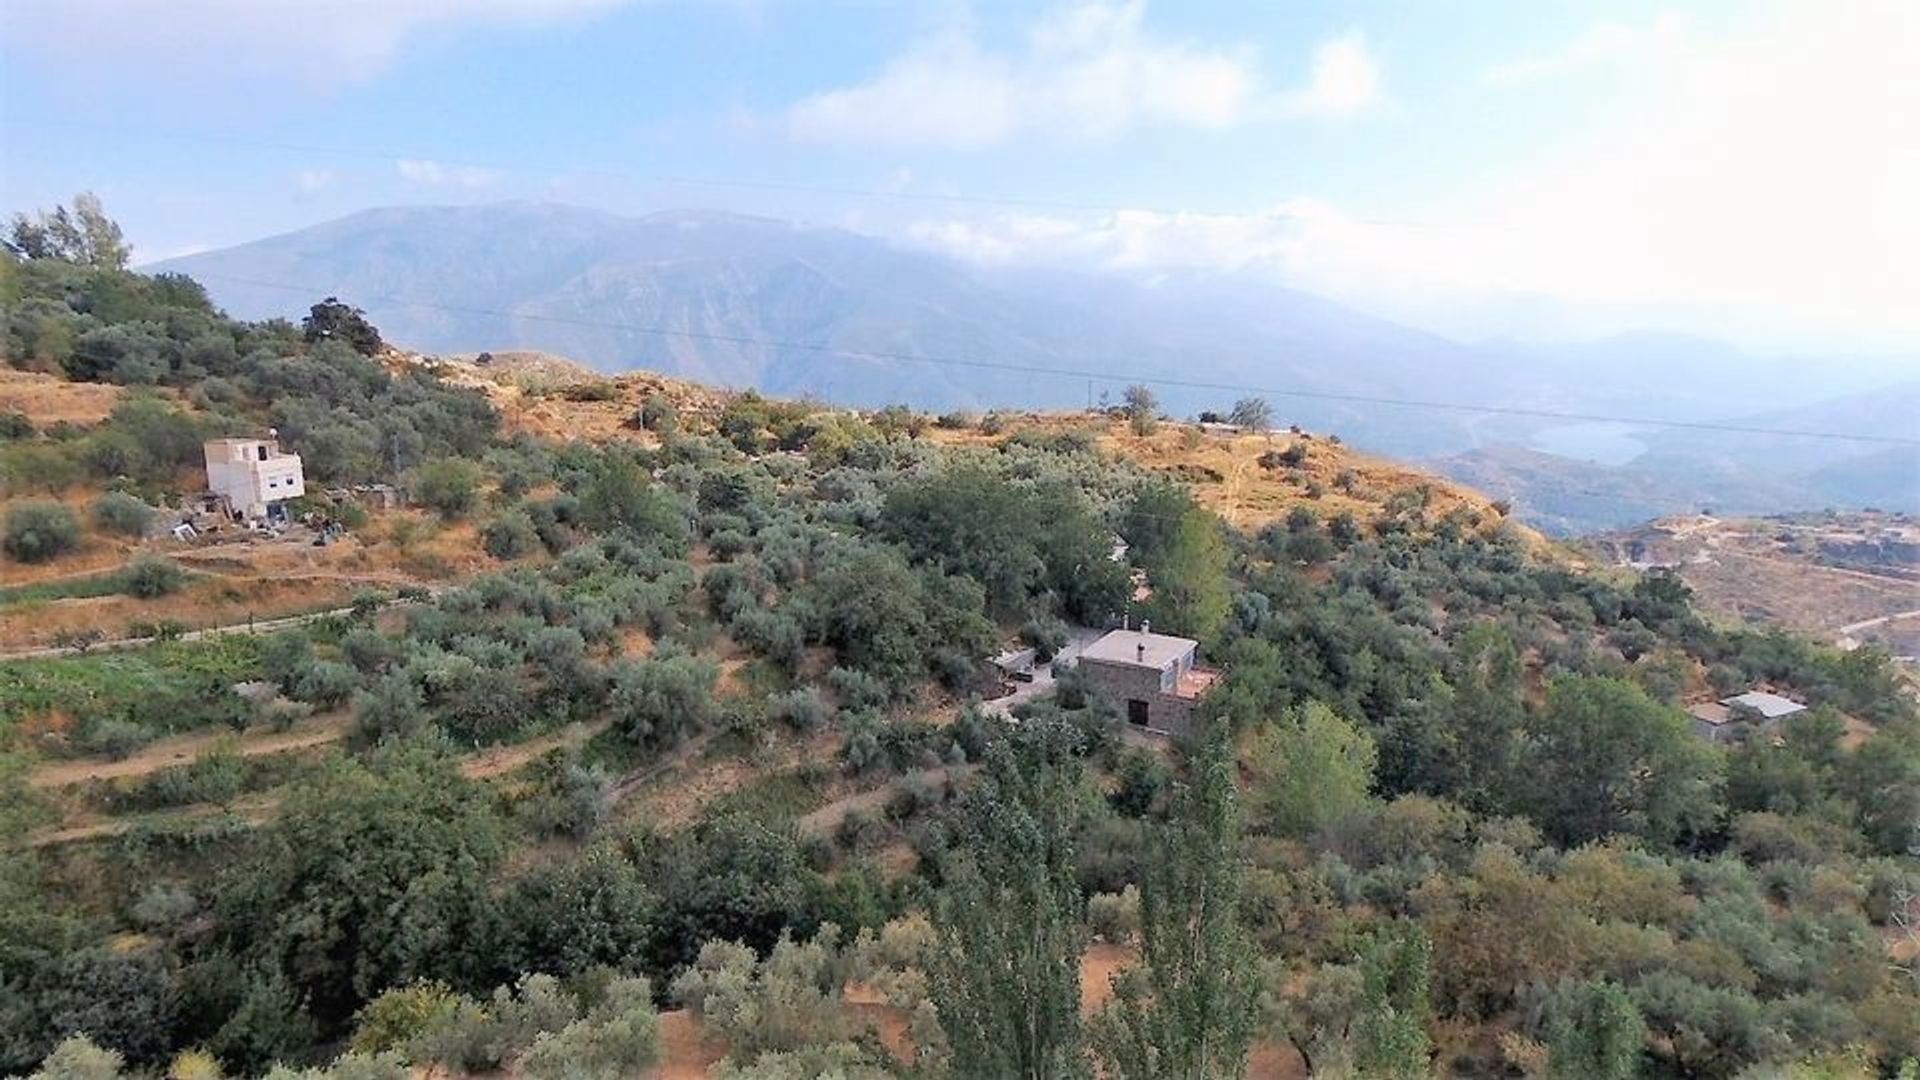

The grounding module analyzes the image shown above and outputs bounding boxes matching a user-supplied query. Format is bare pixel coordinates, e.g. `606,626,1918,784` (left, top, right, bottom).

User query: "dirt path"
1836,607,1920,636
0,605,359,661
27,796,278,847
28,712,352,789
460,718,611,779
796,765,972,837
23,718,596,848
0,588,444,660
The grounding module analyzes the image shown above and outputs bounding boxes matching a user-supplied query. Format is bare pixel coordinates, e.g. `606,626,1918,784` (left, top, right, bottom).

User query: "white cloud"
396,159,502,189
1277,32,1380,117
294,169,336,194
904,5,1920,349
2,0,628,87
1485,12,1688,85
786,2,1320,147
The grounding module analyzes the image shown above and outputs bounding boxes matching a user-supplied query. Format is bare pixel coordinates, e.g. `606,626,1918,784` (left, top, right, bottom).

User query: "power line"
7,117,1485,230
190,272,1920,448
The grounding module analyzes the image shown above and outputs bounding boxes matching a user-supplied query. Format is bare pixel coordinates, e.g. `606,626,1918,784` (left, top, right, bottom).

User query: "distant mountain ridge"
157,201,1919,532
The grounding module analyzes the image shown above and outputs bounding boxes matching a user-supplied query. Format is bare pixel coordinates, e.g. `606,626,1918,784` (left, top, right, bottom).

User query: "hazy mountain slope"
1437,390,1920,535
1434,445,1814,534
155,203,1505,457
158,202,1918,523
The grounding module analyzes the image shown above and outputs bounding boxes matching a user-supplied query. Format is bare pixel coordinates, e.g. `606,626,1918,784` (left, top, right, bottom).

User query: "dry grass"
929,412,1541,544
0,370,127,425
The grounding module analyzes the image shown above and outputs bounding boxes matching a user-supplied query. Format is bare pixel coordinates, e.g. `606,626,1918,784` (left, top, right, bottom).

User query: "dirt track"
28,712,352,789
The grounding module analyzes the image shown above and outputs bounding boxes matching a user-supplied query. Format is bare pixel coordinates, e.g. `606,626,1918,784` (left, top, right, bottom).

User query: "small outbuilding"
1688,690,1807,743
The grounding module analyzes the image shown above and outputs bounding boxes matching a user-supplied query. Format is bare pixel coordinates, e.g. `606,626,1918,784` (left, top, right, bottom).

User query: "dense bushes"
90,491,153,537
3,500,81,562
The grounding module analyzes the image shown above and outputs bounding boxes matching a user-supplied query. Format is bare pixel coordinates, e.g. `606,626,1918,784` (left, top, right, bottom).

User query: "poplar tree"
1545,981,1645,1080
930,721,1090,1080
1351,923,1434,1080
1091,731,1260,1080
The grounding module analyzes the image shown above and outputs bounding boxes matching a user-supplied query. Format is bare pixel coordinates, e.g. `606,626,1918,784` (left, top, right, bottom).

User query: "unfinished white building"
204,437,305,520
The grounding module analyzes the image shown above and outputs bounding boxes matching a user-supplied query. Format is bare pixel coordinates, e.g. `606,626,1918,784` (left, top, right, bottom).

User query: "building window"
1127,699,1150,727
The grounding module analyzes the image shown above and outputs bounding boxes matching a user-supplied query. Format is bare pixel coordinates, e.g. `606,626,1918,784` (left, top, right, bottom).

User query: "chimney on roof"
1141,620,1151,635
1122,614,1130,631
1136,642,1146,662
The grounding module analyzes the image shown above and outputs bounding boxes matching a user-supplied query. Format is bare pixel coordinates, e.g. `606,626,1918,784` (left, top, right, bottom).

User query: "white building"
1688,689,1807,743
204,437,305,520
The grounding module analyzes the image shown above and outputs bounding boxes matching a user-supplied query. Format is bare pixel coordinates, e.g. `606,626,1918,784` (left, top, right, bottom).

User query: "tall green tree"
1546,980,1646,1080
1246,703,1377,839
1522,676,1723,847
1351,923,1433,1080
219,746,503,1029
1123,384,1158,436
1146,509,1231,643
931,721,1091,1080
1091,732,1260,1080
4,193,128,268
301,297,384,356
1226,397,1272,432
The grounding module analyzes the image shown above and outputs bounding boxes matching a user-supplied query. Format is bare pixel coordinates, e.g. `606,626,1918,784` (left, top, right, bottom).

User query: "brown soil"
0,573,356,649
0,370,127,426
654,1010,728,1080
459,719,610,780
418,352,729,445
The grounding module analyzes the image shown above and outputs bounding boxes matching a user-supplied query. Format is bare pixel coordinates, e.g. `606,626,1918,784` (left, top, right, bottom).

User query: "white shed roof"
1721,691,1807,719
1080,628,1195,670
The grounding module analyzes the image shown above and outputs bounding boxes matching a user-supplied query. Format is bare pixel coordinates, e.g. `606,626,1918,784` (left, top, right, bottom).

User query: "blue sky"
3,0,1916,351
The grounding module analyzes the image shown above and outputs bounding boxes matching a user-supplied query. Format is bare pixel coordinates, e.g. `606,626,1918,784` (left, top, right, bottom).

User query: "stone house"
1077,624,1219,738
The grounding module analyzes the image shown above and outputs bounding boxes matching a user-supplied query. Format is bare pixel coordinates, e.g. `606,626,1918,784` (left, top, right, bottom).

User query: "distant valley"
158,202,1919,534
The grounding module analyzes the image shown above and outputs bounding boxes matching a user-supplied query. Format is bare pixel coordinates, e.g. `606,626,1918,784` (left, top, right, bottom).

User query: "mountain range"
156,202,1919,533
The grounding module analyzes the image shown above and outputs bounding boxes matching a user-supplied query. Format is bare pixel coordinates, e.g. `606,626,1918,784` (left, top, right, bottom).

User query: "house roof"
1721,691,1806,719
1688,702,1734,726
1080,628,1195,670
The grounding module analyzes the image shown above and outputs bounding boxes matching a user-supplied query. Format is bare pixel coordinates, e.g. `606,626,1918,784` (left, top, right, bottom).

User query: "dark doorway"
1127,699,1150,727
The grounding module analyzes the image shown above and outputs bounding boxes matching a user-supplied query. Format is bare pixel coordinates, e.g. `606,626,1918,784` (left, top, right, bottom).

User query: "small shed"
1689,690,1806,742
991,646,1039,683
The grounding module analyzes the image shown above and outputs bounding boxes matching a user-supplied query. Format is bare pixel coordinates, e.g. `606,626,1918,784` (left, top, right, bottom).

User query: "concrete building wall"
204,439,305,519
1080,657,1198,737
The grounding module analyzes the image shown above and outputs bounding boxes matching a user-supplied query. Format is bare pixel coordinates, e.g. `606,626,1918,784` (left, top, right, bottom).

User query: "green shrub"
1088,884,1140,944
0,410,34,440
482,510,541,560
122,554,187,599
411,459,483,519
1020,615,1069,659
3,500,82,563
91,491,154,537
73,717,157,760
768,688,831,732
29,1035,123,1080
518,977,661,1080
350,981,460,1055
562,380,620,402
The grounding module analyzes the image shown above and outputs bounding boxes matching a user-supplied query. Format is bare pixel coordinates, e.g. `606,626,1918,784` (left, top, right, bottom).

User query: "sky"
2,0,1917,353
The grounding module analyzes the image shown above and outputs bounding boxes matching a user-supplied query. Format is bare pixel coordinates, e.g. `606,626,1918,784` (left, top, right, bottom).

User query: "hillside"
1586,511,1920,658
5,245,1919,1080
155,203,1505,459
159,203,1920,531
